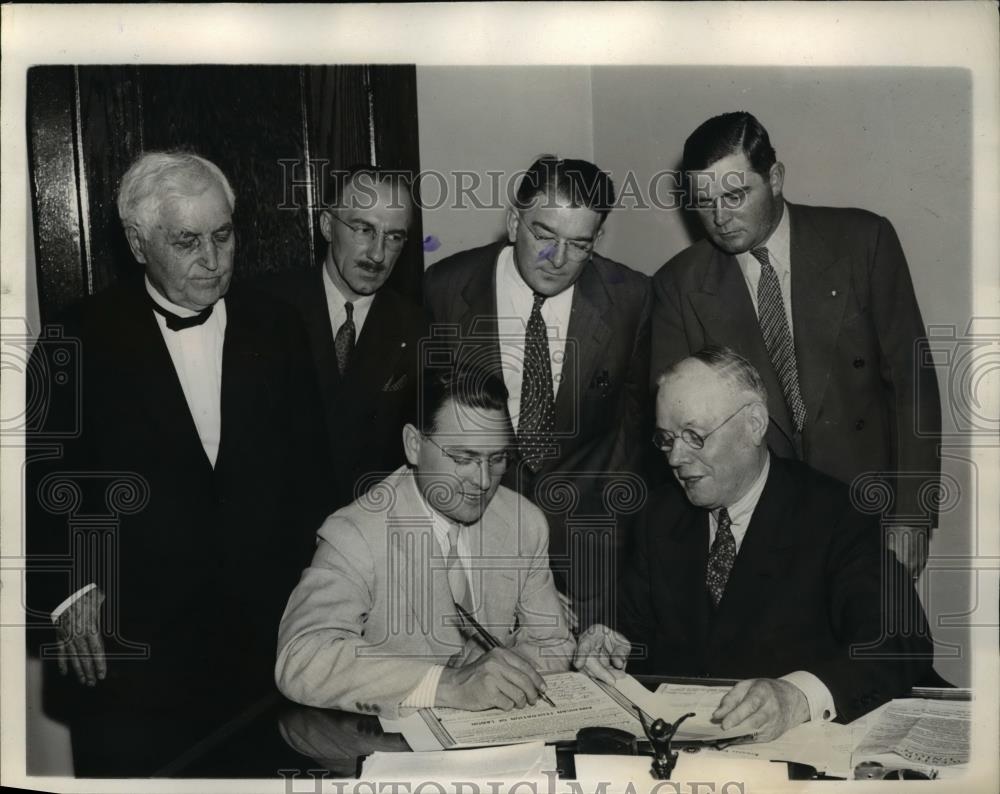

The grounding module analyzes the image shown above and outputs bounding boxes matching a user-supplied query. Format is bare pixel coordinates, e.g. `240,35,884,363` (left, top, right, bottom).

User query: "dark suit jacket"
270,268,428,508
424,242,651,599
26,279,335,714
619,455,932,724
651,203,941,524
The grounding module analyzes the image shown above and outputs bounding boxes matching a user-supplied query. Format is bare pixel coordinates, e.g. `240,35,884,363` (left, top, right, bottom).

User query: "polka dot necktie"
518,292,557,470
334,301,355,376
751,247,807,432
706,507,736,608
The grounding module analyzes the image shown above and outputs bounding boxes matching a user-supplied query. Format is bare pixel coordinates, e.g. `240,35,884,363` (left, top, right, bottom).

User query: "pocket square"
382,373,408,392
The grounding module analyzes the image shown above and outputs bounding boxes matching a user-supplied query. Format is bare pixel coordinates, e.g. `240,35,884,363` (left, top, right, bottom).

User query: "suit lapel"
475,501,520,635
457,246,504,375
787,204,851,426
299,268,342,400
348,291,408,396
216,294,269,474
125,288,214,476
389,474,465,655
688,247,795,445
710,458,797,647
657,504,711,651
555,262,612,433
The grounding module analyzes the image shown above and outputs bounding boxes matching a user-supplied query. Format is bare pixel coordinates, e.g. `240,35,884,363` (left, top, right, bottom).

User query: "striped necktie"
751,247,807,432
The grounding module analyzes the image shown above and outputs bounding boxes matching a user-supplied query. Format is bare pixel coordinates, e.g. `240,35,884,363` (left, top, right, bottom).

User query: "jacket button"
853,357,865,368
855,419,865,431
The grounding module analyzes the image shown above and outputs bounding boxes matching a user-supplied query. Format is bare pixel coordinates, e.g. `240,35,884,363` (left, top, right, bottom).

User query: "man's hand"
572,624,630,685
436,647,547,711
886,525,930,579
557,591,579,633
55,587,107,686
712,678,809,743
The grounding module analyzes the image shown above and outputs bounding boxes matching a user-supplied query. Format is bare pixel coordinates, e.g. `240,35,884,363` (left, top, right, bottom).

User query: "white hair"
117,151,235,236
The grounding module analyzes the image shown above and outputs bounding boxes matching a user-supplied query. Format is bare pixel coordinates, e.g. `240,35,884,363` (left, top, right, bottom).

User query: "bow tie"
149,297,214,331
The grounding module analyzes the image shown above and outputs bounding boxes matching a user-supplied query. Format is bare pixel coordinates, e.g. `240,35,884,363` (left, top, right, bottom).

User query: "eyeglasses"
330,213,408,251
421,434,510,475
517,213,599,263
652,403,755,453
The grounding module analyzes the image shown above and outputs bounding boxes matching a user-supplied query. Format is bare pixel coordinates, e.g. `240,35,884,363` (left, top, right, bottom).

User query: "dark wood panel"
76,66,145,295
369,65,424,302
27,66,86,322
138,65,313,281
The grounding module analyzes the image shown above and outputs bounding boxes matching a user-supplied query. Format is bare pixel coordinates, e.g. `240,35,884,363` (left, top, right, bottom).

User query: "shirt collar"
497,244,575,313
145,275,217,318
410,471,464,550
714,453,770,529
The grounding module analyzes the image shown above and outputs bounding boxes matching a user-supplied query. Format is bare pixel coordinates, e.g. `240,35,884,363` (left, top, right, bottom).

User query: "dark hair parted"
418,365,510,435
513,155,616,219
682,112,777,177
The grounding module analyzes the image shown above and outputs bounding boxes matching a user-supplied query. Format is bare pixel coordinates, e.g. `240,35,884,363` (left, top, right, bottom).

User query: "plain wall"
416,66,595,265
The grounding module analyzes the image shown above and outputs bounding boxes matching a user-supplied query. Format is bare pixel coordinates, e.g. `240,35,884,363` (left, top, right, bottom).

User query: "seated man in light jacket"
276,364,575,717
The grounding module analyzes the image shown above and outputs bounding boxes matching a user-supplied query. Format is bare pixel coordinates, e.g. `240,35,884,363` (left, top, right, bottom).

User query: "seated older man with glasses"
573,346,932,743
276,365,574,717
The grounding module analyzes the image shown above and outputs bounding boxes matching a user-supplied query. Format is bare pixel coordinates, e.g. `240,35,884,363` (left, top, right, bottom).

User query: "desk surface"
152,678,969,779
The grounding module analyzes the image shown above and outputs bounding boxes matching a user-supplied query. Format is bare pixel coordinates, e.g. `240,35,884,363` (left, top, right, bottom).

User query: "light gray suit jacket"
275,467,574,717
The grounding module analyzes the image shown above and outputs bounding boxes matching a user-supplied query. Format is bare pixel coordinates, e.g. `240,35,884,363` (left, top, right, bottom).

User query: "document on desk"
381,672,645,750
361,741,556,780
640,681,760,741
854,698,971,766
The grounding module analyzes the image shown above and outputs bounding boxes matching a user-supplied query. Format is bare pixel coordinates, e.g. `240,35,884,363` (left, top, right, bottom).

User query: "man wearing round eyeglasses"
277,366,574,716
424,156,651,629
573,346,931,743
272,165,427,508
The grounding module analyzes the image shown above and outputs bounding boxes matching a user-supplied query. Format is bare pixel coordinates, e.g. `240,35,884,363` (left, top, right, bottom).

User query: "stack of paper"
361,741,556,781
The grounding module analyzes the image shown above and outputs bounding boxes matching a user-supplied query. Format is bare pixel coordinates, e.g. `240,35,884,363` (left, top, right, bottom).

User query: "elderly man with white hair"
572,346,932,743
27,151,333,776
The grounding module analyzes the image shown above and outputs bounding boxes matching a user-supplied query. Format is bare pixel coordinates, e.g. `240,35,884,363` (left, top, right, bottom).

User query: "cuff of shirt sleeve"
50,583,97,623
401,665,445,709
780,670,837,722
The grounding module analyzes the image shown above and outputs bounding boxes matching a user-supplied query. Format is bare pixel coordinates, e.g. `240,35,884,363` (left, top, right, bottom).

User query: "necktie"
751,247,807,432
518,293,557,470
334,301,355,376
706,507,736,608
149,297,214,331
446,526,474,616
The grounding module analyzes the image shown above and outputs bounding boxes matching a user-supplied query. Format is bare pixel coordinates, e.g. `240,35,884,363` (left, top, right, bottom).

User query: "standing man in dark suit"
423,156,651,626
272,166,426,508
26,151,334,776
651,112,941,577
574,347,932,741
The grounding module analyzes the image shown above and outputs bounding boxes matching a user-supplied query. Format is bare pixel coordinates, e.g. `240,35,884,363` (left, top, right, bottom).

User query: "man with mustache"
273,165,427,508
651,112,941,578
276,365,574,715
423,156,651,628
573,347,932,742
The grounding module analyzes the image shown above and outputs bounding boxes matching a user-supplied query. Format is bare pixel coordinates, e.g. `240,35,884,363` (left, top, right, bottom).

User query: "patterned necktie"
518,293,557,470
706,507,736,608
446,526,474,616
751,247,807,432
334,301,355,376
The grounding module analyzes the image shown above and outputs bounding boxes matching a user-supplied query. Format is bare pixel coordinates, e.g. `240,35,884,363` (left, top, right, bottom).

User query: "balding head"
654,347,769,509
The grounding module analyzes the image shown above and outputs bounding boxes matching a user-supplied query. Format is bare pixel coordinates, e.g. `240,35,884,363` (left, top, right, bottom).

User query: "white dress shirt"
53,279,227,623
494,246,574,433
401,488,477,708
735,202,794,338
711,455,837,723
323,264,375,341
